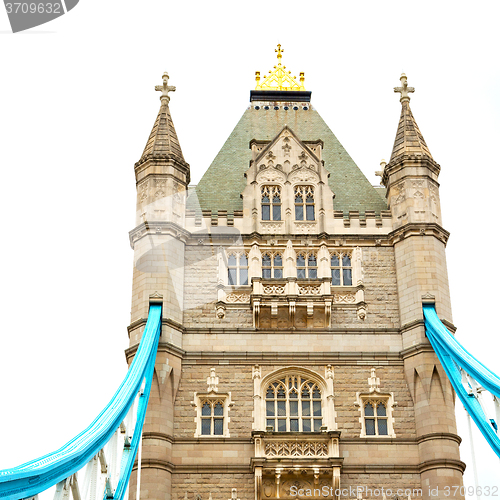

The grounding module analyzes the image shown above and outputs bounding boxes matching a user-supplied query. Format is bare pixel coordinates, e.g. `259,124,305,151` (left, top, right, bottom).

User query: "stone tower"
127,54,464,500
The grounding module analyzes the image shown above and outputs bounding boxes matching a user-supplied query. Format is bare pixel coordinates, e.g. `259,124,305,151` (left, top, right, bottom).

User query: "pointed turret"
382,74,460,496
133,72,190,226
137,72,185,165
382,74,442,228
389,74,433,162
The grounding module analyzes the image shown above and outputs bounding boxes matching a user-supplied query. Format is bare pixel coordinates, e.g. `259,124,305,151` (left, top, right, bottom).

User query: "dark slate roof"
189,105,387,214
390,101,433,163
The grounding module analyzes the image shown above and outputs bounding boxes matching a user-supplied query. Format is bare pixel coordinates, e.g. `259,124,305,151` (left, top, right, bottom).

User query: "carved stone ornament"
260,222,284,233
263,284,285,295
257,169,286,184
215,304,226,319
333,293,356,304
298,285,321,295
226,293,251,303
288,169,319,184
265,441,328,457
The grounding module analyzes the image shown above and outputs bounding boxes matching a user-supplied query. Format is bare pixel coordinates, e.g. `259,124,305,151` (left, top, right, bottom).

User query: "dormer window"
262,186,281,221
294,186,315,221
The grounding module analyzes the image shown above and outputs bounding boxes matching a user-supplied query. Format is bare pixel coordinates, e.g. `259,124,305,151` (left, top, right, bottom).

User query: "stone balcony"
251,431,342,500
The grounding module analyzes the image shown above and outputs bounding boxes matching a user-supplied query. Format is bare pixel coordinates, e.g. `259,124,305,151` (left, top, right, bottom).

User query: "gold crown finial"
255,45,305,91
275,43,284,62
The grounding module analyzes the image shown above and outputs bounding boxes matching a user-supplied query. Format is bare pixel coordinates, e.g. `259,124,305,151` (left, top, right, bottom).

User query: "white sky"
1,0,499,496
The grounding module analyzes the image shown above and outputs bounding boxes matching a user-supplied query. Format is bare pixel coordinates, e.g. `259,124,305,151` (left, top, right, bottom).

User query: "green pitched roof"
190,105,387,214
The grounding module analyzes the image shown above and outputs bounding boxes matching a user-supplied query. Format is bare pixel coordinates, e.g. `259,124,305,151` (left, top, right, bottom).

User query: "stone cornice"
183,327,401,335
418,458,466,474
129,220,191,248
400,342,434,360
416,432,462,446
126,340,185,362
182,351,403,365
389,222,450,246
382,154,441,187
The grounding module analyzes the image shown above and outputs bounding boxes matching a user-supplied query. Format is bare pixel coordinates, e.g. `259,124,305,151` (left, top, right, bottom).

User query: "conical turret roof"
136,72,185,167
140,101,184,162
389,74,433,163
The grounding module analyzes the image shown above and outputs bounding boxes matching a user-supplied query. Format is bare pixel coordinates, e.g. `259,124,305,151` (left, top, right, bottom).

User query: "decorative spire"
137,71,185,165
389,73,433,163
155,72,176,104
255,44,305,91
394,73,414,103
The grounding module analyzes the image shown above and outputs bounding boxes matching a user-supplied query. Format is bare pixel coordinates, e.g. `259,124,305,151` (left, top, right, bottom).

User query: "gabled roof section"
191,105,388,215
254,125,321,165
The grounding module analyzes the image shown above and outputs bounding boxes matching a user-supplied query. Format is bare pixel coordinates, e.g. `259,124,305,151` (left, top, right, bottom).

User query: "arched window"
262,253,283,279
227,253,248,286
200,399,225,436
295,186,315,221
265,375,322,432
297,253,318,279
262,186,281,221
363,400,388,436
331,253,352,286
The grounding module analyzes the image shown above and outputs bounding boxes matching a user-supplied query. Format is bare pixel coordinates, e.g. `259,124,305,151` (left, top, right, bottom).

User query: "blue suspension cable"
0,304,162,500
423,304,500,459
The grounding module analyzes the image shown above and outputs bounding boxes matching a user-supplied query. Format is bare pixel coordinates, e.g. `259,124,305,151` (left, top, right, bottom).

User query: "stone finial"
375,159,387,180
253,365,261,379
326,365,334,380
229,489,239,500
155,72,176,104
394,73,415,103
207,367,219,392
368,368,380,392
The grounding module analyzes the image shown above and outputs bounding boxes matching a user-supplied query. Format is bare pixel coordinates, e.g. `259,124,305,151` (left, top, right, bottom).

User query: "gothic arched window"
331,253,352,286
262,186,281,221
363,400,388,436
297,253,318,279
265,375,322,432
227,253,248,286
200,399,225,436
262,253,283,279
294,186,315,221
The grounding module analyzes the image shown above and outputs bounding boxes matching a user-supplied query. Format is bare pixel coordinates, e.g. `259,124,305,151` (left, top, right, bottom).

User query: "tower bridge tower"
126,51,464,500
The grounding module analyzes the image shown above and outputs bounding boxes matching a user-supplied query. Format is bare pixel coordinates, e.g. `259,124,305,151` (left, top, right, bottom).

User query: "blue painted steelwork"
423,304,500,458
0,304,162,500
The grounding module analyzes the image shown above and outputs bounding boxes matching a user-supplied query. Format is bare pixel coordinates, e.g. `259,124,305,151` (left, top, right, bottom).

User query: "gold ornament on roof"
255,44,305,91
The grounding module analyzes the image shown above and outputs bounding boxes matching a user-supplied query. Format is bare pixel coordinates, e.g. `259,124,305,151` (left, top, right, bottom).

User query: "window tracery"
261,186,282,221
296,252,318,279
265,375,323,432
262,252,283,279
294,186,315,221
356,368,396,438
331,252,352,286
